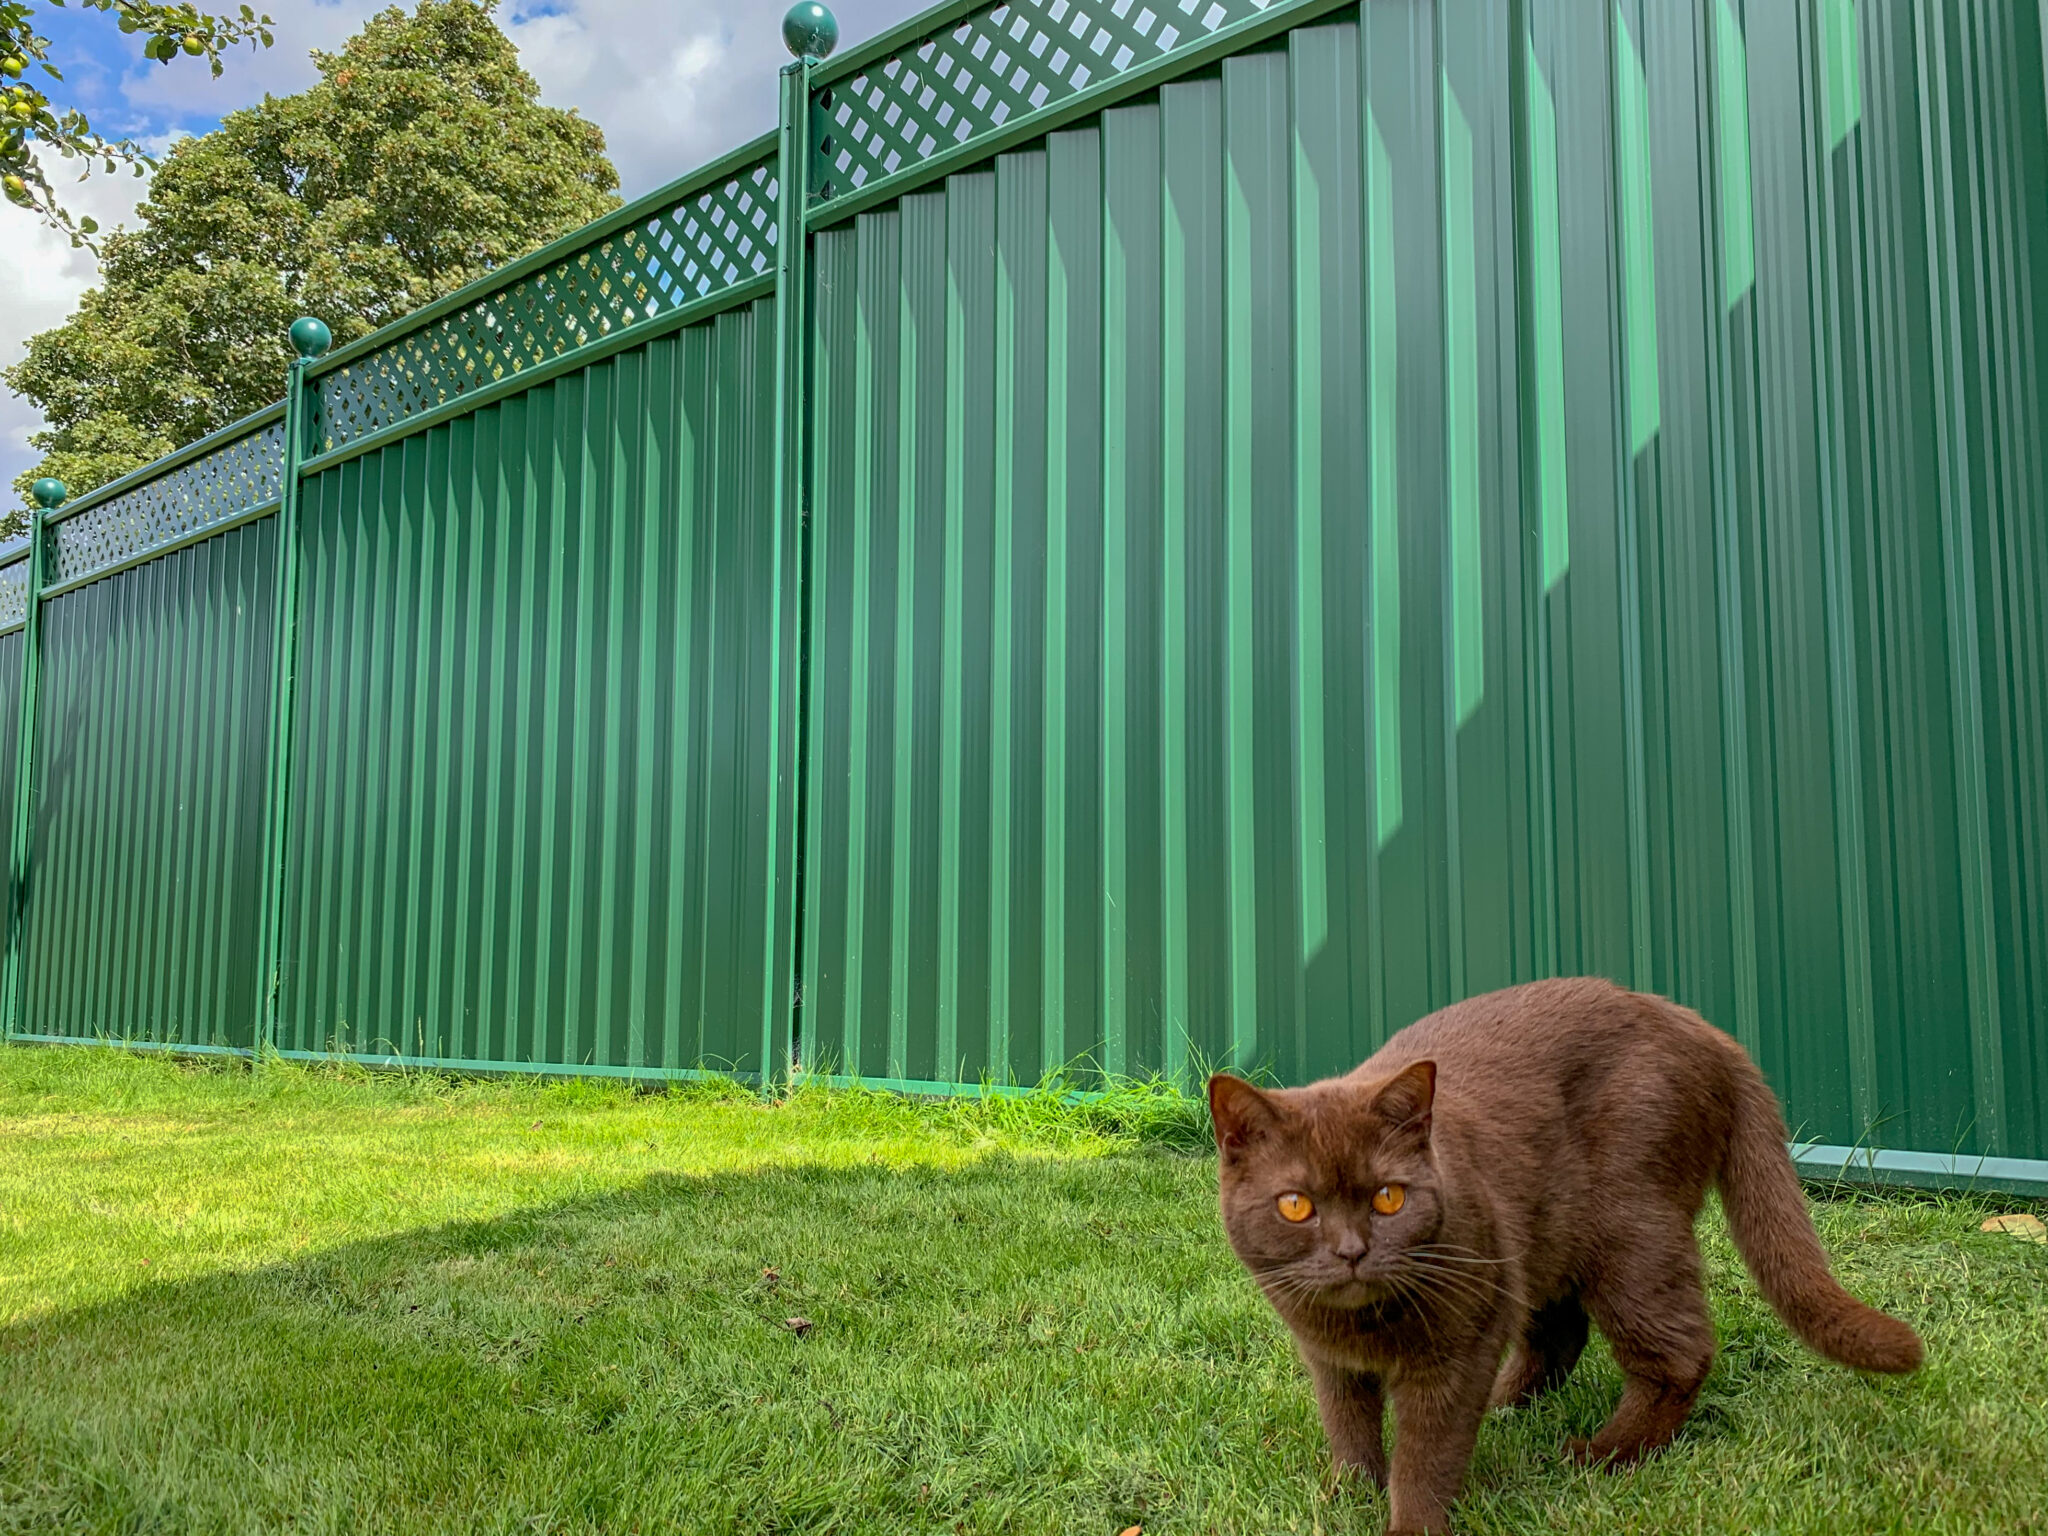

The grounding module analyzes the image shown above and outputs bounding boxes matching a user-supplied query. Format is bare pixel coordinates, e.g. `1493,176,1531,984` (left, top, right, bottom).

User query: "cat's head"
1208,1063,1444,1312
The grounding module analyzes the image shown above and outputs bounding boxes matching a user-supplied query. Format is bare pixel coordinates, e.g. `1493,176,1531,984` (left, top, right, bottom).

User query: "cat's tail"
1716,1053,1923,1374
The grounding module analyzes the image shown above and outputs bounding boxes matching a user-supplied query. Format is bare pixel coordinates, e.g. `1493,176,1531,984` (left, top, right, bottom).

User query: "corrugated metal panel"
1810,0,2048,1158
277,296,798,1079
802,18,1516,1091
0,0,2040,1182
16,524,277,1047
797,0,2048,1166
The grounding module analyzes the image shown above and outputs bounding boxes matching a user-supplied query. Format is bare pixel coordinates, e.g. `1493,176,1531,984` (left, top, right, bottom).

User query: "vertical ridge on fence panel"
1049,129,1106,1081
1437,3,1535,1029
1729,0,1863,1141
1288,26,1371,1078
1622,0,1744,1064
1363,2,1455,1048
1226,48,1295,1082
895,188,948,1086
18,525,276,1047
1004,148,1053,1088
0,631,22,938
1817,0,1976,1156
280,301,792,1077
1161,74,1230,1084
1103,101,1164,1082
803,221,855,1078
1525,0,1643,1022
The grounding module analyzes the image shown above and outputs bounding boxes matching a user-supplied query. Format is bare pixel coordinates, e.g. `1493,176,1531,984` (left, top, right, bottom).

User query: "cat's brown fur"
1209,977,1921,1535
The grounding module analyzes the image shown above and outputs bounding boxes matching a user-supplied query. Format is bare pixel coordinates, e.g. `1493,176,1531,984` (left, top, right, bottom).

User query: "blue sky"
30,4,197,140
3,0,923,491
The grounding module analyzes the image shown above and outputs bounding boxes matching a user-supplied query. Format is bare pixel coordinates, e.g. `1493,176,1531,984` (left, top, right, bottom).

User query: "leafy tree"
2,0,275,244
6,0,620,514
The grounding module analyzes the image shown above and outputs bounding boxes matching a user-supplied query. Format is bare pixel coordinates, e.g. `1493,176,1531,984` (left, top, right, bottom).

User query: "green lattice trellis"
43,417,288,590
0,556,29,630
312,150,782,451
810,0,1272,199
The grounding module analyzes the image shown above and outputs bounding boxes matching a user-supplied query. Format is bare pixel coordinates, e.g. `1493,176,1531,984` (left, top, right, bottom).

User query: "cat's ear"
1370,1060,1436,1138
1208,1073,1282,1156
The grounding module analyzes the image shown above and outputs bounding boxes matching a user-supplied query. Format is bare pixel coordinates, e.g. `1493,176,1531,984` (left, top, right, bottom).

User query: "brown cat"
1209,976,1921,1535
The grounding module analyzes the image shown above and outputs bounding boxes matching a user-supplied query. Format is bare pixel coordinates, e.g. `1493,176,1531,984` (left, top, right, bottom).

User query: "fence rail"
310,136,783,453
4,0,2046,1194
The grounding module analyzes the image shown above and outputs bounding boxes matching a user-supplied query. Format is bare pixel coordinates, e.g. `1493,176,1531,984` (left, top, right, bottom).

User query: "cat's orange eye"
1371,1184,1406,1216
1276,1191,1315,1223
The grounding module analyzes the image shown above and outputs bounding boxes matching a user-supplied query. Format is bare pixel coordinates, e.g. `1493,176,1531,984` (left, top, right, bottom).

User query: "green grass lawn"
1,1047,2043,1535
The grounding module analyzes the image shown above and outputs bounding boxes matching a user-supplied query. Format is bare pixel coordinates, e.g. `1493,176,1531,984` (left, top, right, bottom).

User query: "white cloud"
0,166,159,492
507,0,760,193
503,0,925,194
3,0,926,490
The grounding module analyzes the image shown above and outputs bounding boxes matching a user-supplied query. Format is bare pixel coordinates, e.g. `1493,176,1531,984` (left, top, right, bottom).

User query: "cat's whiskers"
1397,1260,1496,1305
1404,1243,1513,1267
1391,1256,1500,1315
1248,1260,1326,1309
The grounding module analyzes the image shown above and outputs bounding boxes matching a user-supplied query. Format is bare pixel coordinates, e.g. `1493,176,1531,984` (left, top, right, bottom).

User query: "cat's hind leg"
1569,1220,1715,1465
1490,1292,1590,1409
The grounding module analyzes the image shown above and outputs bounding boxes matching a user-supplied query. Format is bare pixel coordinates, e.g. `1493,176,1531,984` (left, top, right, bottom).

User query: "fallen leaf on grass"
761,1266,781,1290
1980,1213,2047,1242
784,1316,813,1337
1118,1526,1142,1536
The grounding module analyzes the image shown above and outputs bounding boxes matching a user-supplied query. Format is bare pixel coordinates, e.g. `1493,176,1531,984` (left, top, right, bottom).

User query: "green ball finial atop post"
30,478,66,511
289,316,332,361
782,1,838,60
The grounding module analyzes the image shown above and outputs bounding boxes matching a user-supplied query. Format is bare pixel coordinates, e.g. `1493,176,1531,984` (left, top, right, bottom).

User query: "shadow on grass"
2,1153,2005,1536
0,1153,1366,1536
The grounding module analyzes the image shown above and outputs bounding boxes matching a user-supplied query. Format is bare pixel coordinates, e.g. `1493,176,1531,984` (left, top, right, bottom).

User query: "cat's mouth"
1317,1277,1380,1308
1295,1268,1398,1310
1250,1257,1409,1312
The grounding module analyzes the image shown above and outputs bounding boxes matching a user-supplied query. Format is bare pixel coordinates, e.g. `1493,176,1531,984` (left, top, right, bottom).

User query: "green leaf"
6,0,620,497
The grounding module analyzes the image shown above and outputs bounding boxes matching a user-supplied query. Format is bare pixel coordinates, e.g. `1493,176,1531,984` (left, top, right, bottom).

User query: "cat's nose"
1334,1233,1366,1265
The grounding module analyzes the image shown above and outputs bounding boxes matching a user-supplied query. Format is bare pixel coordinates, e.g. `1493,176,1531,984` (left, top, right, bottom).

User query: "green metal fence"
3,0,2045,1193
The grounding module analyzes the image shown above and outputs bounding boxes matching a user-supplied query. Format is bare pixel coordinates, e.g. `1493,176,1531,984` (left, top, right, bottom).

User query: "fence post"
2,477,64,1040
767,3,835,1087
252,318,331,1053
